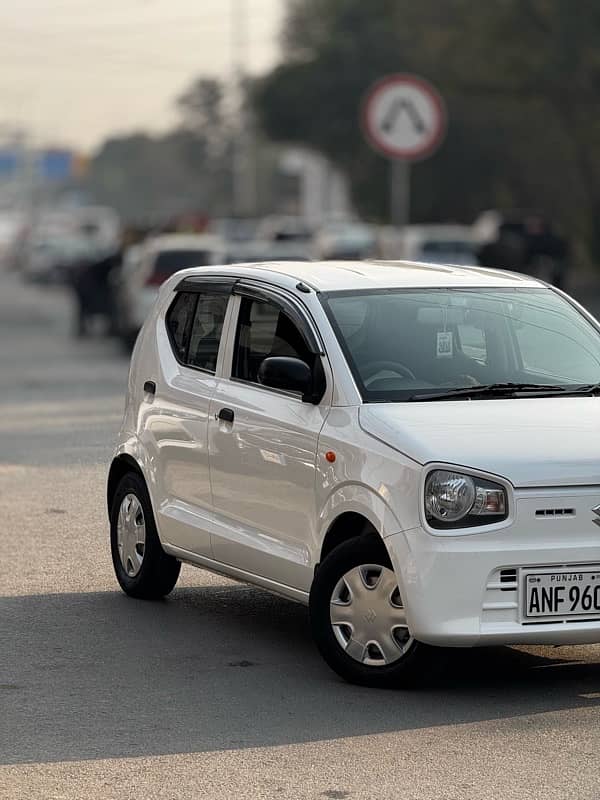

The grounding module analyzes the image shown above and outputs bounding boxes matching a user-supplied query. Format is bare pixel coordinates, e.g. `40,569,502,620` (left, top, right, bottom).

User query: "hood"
359,397,600,488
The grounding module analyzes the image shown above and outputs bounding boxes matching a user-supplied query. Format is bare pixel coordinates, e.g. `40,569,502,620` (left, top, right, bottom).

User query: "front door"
208,292,330,592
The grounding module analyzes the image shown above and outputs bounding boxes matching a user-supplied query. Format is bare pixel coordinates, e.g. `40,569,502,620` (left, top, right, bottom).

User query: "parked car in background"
207,217,260,245
254,215,314,245
380,224,478,266
112,233,225,347
108,259,600,688
0,211,25,270
21,233,100,283
16,205,120,284
314,219,377,260
70,205,121,253
224,239,313,264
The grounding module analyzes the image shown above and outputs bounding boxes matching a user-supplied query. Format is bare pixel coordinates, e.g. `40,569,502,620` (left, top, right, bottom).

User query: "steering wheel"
362,359,416,385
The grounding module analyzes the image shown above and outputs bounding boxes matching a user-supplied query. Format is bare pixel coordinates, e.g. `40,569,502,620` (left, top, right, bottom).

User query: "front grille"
535,508,575,518
500,568,517,591
483,568,519,620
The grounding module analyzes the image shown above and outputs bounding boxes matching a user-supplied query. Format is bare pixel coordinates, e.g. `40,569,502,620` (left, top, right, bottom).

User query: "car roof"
175,259,544,292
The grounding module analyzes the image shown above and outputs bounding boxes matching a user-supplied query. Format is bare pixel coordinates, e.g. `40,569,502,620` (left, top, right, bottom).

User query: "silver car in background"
112,233,225,347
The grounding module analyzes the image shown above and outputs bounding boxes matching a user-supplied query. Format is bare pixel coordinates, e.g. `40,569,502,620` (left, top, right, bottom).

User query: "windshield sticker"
437,331,453,358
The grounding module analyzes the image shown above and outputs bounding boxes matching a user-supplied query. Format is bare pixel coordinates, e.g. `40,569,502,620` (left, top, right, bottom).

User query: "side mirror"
258,356,312,396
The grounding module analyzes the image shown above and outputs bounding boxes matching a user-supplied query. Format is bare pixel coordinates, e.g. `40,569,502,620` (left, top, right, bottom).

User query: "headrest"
416,306,486,326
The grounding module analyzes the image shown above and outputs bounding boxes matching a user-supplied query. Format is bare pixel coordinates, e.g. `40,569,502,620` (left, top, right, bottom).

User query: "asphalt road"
2,273,600,799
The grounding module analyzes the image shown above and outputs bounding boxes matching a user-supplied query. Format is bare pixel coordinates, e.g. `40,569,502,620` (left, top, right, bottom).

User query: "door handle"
217,407,235,423
143,380,156,395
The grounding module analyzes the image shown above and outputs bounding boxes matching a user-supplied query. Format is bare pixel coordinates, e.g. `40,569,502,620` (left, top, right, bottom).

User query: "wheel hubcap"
330,564,413,666
117,494,146,577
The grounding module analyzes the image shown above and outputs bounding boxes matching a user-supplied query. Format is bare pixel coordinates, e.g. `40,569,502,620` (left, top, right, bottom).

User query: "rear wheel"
309,535,439,687
110,472,180,599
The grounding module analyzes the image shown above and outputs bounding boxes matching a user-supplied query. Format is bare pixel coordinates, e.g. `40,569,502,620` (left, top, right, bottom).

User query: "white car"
22,233,99,283
115,233,225,345
108,259,600,687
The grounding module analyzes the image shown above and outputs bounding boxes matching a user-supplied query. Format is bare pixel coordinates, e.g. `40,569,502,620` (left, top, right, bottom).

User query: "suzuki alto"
108,260,600,686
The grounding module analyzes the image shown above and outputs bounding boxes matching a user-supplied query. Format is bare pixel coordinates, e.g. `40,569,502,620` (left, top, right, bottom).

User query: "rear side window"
166,292,196,361
166,290,228,372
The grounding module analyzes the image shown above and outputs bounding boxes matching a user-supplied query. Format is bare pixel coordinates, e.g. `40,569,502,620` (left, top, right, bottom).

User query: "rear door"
144,280,233,556
208,286,331,592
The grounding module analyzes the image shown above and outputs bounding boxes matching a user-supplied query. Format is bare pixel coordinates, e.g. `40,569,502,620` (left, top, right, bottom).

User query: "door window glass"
166,291,196,361
513,305,599,381
233,297,312,383
187,294,229,372
457,323,487,363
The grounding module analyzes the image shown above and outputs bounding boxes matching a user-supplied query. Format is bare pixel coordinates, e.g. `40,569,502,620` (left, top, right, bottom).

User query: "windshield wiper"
408,382,574,402
556,382,600,396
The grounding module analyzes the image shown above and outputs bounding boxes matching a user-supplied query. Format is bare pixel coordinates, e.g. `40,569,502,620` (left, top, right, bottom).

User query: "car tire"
110,471,181,599
309,534,439,688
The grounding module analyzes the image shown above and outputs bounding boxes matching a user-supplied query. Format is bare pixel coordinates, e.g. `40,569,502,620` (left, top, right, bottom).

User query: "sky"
0,0,284,153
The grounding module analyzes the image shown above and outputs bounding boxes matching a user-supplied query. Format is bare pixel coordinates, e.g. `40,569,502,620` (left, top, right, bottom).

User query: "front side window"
514,305,595,381
166,290,228,372
323,288,600,402
233,297,312,384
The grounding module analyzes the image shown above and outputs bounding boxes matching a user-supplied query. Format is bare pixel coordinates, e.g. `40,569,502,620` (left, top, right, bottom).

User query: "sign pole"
390,159,410,229
362,73,446,238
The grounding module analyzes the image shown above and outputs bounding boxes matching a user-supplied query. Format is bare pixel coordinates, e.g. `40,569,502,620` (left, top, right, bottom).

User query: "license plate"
524,569,600,619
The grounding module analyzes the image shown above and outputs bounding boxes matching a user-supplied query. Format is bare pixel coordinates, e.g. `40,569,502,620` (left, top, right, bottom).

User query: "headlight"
425,469,507,529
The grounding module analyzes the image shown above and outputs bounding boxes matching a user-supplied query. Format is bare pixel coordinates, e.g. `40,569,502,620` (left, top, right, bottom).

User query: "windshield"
323,288,600,402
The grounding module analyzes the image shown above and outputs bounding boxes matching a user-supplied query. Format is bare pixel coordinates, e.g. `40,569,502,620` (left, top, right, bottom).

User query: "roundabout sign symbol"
362,74,447,162
361,74,447,229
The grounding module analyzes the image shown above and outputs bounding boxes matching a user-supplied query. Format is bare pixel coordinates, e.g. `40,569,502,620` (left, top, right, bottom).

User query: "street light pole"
230,0,256,218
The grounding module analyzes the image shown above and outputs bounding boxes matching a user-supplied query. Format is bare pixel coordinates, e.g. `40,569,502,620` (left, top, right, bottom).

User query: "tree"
254,0,600,258
86,79,235,222
176,78,229,158
86,75,280,222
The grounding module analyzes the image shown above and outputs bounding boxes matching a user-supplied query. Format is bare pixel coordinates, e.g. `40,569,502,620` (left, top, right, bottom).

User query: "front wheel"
110,472,181,599
309,535,439,688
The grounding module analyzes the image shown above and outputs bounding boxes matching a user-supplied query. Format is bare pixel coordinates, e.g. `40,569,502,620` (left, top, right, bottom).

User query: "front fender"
317,482,403,542
316,483,415,626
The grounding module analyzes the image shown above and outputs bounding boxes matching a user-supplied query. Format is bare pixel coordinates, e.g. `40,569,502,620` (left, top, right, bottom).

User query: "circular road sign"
362,74,447,161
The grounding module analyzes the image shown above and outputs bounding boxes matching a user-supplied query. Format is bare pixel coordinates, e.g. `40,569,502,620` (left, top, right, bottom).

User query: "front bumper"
386,485,600,647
